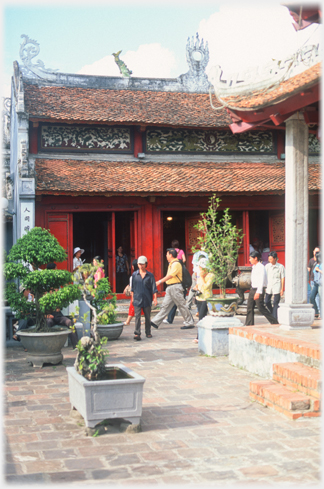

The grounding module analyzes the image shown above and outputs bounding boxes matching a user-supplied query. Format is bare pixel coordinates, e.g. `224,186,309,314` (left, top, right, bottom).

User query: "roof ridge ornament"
179,33,210,92
19,34,58,79
112,50,133,78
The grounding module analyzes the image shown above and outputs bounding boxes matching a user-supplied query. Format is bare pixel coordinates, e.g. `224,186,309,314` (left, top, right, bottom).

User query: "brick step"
249,380,321,420
273,362,321,399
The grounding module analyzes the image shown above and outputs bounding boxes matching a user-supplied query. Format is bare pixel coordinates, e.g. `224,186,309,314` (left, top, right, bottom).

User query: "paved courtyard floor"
3,314,322,486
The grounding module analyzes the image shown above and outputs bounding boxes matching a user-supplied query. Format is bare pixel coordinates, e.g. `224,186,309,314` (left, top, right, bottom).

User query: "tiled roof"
24,83,232,127
35,159,321,196
222,62,321,110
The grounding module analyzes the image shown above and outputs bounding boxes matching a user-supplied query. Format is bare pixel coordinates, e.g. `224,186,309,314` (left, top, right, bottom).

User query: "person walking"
264,251,285,321
151,248,195,330
123,259,144,326
245,251,279,326
131,256,158,341
163,240,187,325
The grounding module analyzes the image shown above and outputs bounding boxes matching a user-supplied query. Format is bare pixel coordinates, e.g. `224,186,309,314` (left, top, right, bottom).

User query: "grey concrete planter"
66,364,145,428
197,316,243,356
97,322,124,340
17,327,70,367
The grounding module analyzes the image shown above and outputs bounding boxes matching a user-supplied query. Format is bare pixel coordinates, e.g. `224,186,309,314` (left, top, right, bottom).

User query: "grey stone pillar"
278,113,314,330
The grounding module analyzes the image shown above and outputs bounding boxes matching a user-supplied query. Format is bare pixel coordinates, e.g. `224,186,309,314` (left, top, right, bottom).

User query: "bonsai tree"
4,227,80,331
193,195,243,298
73,262,117,380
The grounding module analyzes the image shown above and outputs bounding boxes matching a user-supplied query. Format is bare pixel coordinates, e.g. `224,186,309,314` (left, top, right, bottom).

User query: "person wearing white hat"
73,247,85,272
131,255,158,340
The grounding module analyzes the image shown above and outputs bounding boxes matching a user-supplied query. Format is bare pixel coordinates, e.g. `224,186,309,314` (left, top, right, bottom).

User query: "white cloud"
198,4,322,76
77,43,177,78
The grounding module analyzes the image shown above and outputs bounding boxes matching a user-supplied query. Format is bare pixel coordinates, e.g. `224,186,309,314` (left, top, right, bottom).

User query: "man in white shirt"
245,251,279,326
264,251,285,321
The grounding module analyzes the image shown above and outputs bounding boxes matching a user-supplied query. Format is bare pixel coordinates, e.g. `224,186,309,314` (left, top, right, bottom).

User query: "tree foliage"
4,227,80,331
193,195,244,298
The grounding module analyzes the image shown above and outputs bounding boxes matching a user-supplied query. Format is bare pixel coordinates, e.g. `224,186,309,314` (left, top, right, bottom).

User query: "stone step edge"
272,362,321,393
250,380,320,413
228,326,321,361
249,391,321,420
272,373,321,400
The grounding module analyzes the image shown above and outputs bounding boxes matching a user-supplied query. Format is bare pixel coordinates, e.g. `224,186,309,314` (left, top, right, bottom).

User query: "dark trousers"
310,283,320,315
46,315,79,349
245,288,279,326
167,290,187,323
196,300,208,340
134,306,151,336
264,293,281,321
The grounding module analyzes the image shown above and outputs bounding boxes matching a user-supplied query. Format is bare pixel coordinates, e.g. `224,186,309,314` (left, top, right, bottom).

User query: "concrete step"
272,362,321,400
249,379,321,420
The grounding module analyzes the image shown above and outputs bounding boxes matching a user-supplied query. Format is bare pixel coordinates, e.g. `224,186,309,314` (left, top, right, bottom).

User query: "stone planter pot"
66,364,145,428
207,297,239,317
97,322,124,340
17,326,70,368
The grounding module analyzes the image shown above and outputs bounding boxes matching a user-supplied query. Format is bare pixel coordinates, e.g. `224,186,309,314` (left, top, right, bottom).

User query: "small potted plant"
4,227,80,367
194,194,243,317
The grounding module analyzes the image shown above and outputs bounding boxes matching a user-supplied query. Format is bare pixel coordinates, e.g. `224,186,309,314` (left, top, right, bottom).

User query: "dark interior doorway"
249,210,270,251
162,211,186,277
73,212,110,277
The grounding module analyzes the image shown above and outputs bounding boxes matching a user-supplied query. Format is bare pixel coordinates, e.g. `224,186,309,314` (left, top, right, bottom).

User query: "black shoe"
151,321,158,329
134,335,141,341
180,325,195,329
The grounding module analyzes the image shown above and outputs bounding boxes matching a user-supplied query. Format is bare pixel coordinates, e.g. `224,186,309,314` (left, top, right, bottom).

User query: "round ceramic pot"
17,326,70,368
206,297,239,317
97,322,124,341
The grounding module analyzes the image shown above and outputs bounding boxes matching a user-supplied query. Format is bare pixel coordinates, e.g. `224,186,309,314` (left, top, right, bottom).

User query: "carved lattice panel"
187,219,201,250
272,215,285,244
40,125,132,152
146,129,274,153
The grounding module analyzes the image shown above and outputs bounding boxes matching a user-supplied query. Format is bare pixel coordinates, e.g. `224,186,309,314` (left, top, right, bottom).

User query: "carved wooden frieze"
146,129,274,153
40,125,132,152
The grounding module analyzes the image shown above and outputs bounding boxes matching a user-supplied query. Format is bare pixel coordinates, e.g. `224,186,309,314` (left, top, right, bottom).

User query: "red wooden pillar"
243,211,250,265
152,205,162,284
134,127,143,157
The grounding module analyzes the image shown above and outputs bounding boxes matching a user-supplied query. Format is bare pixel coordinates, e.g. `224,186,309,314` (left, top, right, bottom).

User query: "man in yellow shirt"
151,248,195,330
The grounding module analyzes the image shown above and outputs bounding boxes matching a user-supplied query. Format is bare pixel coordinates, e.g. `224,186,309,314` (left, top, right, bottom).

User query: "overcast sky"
1,0,322,98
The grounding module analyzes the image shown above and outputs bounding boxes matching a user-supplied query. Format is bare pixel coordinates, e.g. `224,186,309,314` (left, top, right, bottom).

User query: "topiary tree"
4,227,80,332
193,195,244,298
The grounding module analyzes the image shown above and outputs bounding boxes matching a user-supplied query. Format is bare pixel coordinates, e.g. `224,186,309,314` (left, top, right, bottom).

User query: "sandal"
134,335,141,341
13,335,18,341
146,334,152,338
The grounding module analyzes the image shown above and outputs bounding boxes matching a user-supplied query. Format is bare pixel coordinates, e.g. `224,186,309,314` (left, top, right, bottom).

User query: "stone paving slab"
3,314,322,486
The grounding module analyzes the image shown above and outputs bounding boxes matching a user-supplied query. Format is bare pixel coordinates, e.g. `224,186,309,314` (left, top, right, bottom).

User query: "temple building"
3,31,320,296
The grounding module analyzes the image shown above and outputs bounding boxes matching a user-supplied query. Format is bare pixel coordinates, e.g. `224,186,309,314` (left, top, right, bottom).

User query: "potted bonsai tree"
76,262,124,341
4,227,80,367
66,263,145,430
194,194,243,317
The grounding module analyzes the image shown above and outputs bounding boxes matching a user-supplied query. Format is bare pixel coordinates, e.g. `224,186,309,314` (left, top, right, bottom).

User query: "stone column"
278,113,314,330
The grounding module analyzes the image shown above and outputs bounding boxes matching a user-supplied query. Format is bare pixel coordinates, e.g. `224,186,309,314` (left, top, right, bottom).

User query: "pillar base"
278,303,314,330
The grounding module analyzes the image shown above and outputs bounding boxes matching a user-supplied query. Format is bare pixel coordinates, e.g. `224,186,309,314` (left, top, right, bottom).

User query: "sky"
1,0,322,99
